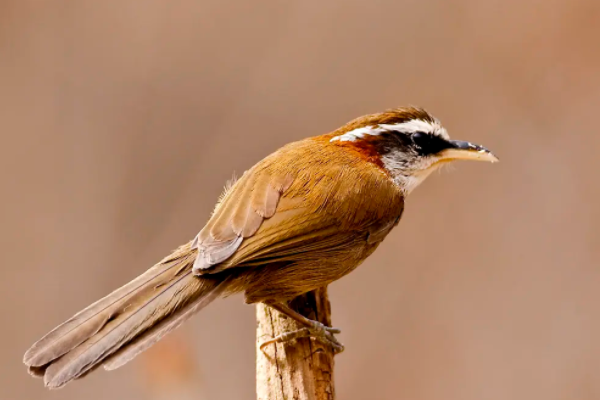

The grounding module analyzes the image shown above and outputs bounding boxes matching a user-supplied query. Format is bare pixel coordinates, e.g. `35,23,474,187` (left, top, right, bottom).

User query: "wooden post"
256,287,336,400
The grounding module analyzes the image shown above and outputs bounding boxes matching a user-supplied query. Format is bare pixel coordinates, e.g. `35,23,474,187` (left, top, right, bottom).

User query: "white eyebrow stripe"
379,120,437,134
330,125,388,142
330,119,447,142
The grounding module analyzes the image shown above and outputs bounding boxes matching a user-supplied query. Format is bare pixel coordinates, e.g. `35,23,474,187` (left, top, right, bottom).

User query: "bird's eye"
410,131,451,155
411,131,430,148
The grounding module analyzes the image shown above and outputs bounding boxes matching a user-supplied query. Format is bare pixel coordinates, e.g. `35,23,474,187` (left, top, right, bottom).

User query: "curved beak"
437,140,499,163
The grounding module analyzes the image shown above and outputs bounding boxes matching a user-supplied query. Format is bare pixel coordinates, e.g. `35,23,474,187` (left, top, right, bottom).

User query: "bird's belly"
238,240,380,304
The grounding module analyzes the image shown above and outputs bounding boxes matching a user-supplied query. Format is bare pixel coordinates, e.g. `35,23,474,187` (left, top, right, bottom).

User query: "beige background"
1,1,599,399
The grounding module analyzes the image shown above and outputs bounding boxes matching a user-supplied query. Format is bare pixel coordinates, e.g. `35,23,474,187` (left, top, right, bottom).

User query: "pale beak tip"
488,153,500,163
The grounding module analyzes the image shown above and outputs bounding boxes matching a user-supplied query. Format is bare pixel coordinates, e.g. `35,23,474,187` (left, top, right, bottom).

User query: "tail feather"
23,243,226,389
103,273,230,371
43,270,206,388
23,253,189,368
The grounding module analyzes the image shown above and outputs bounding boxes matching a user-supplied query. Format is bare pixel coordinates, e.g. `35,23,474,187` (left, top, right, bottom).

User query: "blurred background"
1,1,599,399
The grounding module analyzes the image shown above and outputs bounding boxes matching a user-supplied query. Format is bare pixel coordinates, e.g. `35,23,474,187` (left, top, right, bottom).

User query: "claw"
259,328,311,351
259,323,344,354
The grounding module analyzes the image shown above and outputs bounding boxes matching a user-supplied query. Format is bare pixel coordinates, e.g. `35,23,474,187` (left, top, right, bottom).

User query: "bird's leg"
259,301,344,353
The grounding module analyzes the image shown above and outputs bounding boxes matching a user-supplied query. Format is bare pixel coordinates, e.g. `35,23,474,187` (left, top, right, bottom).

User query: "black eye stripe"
411,131,450,155
378,130,450,157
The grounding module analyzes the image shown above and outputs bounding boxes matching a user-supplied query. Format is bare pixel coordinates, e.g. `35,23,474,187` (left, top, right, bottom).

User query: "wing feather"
192,138,403,274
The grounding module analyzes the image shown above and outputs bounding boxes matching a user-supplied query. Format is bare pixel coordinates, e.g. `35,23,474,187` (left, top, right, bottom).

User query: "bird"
23,106,498,389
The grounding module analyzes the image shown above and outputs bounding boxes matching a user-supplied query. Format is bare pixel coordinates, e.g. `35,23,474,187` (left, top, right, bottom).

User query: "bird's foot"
259,321,344,354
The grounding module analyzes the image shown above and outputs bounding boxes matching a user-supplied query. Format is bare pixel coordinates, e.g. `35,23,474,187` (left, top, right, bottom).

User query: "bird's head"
329,106,498,194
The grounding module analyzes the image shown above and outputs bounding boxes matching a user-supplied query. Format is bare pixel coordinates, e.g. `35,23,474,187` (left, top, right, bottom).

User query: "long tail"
23,242,228,389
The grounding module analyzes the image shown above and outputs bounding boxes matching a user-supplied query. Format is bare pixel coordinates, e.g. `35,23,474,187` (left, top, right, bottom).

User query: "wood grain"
256,287,336,400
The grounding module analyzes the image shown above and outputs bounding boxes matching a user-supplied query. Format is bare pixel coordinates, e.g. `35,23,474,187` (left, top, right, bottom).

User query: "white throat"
393,168,438,195
380,150,442,195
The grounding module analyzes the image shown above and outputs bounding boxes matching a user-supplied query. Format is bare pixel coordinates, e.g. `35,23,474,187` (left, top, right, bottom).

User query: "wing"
191,168,294,272
192,138,404,274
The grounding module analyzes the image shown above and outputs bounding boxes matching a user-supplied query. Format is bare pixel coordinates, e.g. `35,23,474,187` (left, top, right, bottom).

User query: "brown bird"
23,106,498,389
